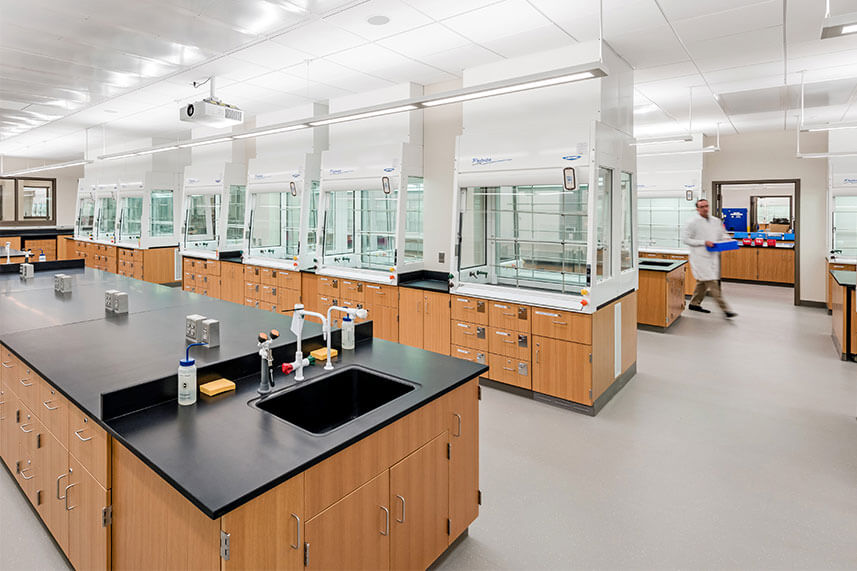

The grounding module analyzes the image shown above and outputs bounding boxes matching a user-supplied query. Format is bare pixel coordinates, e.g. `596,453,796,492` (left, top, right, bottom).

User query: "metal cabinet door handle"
453,413,462,437
1,361,11,368
64,483,77,510
502,312,515,317
74,429,93,442
551,320,567,326
290,513,301,550
395,495,406,523
43,400,58,411
19,379,33,387
20,468,34,480
56,472,68,499
380,505,390,536
536,347,540,364
20,423,33,433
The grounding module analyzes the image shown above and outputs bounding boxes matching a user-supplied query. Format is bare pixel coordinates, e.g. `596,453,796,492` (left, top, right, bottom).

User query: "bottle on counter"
178,343,206,406
341,314,355,350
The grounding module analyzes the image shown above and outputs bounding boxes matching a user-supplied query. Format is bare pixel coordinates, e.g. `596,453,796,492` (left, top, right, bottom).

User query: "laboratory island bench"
0,265,485,570
830,269,856,361
637,258,687,330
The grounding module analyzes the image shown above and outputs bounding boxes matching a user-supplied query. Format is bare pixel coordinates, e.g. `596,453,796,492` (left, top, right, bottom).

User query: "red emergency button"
580,299,588,307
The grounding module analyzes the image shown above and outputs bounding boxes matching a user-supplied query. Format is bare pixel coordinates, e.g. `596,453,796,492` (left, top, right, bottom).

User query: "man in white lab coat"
681,198,737,318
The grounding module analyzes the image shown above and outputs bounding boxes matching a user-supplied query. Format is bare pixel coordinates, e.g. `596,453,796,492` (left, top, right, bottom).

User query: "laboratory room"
1,2,856,570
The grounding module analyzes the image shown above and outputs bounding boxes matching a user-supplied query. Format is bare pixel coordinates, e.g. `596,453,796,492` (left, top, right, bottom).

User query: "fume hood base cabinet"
110,379,478,570
399,289,451,355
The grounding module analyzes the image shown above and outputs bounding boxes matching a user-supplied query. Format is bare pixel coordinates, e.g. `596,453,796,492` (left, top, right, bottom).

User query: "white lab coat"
681,213,732,282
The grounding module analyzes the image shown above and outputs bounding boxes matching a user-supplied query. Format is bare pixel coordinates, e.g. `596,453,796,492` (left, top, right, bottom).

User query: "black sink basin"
253,366,416,435
640,260,674,267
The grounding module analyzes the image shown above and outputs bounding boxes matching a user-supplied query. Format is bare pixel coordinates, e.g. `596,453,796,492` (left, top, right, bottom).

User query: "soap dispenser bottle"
179,343,206,406
341,314,355,350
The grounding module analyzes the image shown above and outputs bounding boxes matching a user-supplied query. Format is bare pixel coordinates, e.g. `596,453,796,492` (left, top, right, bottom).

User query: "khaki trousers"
690,280,731,312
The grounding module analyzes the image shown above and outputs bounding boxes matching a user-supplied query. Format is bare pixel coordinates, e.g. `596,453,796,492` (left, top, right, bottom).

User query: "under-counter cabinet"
399,289,450,355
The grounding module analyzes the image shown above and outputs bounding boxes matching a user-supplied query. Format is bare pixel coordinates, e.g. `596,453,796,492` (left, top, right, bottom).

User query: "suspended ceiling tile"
442,0,551,44
401,0,503,20
377,23,471,59
607,25,690,68
657,0,773,21
325,43,428,81
270,19,367,56
526,0,599,41
672,0,782,42
231,40,314,71
172,56,272,86
281,59,394,92
705,62,786,88
601,0,671,37
416,43,504,75
482,25,574,59
785,0,826,44
690,27,784,72
323,0,434,41
634,61,698,84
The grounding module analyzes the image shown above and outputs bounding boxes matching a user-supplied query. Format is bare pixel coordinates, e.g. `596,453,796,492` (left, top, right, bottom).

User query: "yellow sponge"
310,347,337,363
200,378,236,397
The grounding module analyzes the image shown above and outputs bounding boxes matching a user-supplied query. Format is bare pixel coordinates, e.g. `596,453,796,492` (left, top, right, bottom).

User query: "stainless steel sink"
252,365,416,435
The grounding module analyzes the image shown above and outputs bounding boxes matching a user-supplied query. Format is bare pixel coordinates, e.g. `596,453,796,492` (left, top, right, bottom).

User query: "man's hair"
696,198,709,207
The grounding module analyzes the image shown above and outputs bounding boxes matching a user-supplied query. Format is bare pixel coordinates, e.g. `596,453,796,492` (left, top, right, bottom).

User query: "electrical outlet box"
113,292,129,314
438,252,445,263
201,319,220,348
54,274,72,293
186,314,206,342
19,263,34,279
105,290,119,310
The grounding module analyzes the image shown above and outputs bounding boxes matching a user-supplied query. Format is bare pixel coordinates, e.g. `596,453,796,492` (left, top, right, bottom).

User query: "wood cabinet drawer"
667,254,687,260
829,263,855,271
198,281,221,298
244,265,261,282
260,284,278,304
68,406,110,488
364,283,396,307
531,308,591,344
278,288,301,313
318,276,339,296
450,320,488,352
202,260,220,276
451,296,487,325
244,298,260,309
277,269,301,291
487,354,531,389
38,378,69,444
244,281,261,299
259,267,278,286
340,279,364,301
12,360,37,411
487,301,530,332
488,327,530,360
450,345,487,365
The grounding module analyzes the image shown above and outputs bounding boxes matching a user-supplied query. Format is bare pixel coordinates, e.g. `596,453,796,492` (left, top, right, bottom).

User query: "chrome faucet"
257,329,279,395
289,304,327,382
325,306,368,370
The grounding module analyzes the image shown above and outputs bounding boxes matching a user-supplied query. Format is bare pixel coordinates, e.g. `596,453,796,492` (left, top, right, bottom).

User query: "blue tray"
707,240,739,252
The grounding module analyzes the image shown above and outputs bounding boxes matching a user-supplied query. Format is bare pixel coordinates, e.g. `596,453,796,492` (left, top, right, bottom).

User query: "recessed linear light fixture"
0,158,92,176
631,135,694,146
821,11,857,38
233,124,309,139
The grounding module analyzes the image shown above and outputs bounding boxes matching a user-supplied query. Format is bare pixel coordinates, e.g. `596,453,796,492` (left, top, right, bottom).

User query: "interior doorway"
711,179,800,306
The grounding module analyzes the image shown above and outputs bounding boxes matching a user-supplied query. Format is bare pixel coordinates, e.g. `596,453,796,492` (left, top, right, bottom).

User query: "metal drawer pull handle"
57,473,68,499
290,513,301,549
503,367,515,372
380,506,390,535
396,495,406,523
453,413,462,437
20,468,34,480
503,339,514,344
551,320,567,325
64,483,78,510
43,400,58,411
463,331,475,336
20,423,33,433
20,379,33,387
1,361,11,368
74,429,93,442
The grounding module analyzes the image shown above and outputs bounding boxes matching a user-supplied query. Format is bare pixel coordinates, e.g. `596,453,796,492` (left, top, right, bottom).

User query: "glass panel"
76,197,95,236
150,189,174,237
248,191,301,260
95,196,116,240
118,196,143,242
405,177,424,264
458,184,588,293
620,172,633,271
306,181,321,253
18,185,51,220
755,196,791,226
596,168,612,282
184,194,221,250
638,195,696,249
0,180,14,222
833,195,857,257
225,185,246,249
324,190,355,259
359,189,397,270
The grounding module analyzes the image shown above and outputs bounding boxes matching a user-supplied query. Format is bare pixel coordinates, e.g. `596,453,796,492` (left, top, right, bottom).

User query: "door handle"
290,513,301,550
395,495,406,523
20,423,33,433
43,400,58,411
380,505,390,536
1,361,11,368
57,472,68,499
64,483,78,510
19,468,34,480
536,347,540,364
19,379,33,387
74,429,93,442
453,413,462,437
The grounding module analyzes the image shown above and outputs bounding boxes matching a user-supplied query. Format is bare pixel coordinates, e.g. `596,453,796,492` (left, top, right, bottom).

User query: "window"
405,176,424,264
620,172,634,271
458,188,487,271
0,178,56,226
596,167,613,282
76,197,95,236
150,190,174,238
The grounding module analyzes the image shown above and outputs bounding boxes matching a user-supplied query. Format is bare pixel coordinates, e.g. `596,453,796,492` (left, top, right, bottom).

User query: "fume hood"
179,162,247,260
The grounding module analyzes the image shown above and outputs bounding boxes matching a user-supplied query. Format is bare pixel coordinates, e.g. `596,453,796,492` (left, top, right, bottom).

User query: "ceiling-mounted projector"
180,98,244,128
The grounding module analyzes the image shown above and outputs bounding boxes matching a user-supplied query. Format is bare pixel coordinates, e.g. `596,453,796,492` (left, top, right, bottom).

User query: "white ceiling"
3,0,857,159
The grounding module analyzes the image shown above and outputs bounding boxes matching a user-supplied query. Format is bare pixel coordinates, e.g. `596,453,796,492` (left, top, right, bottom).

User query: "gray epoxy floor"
2,283,855,570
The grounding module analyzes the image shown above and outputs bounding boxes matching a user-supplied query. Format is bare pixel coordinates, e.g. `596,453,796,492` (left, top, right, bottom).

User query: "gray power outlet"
438,252,445,263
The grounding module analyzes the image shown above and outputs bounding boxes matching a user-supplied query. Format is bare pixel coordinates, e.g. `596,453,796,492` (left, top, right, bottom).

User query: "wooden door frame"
711,179,801,306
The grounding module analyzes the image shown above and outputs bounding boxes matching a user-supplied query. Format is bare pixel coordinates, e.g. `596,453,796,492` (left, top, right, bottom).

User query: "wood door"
720,249,740,280
223,474,304,571
17,403,44,508
450,296,488,325
531,308,591,344
304,471,390,571
278,288,302,315
532,336,592,404
390,432,450,571
487,301,530,332
38,431,69,554
446,379,479,541
66,456,110,571
666,269,686,326
398,288,424,349
423,292,450,356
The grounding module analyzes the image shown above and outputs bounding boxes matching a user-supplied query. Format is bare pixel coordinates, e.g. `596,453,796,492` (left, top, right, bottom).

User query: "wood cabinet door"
66,455,110,571
398,288,424,349
0,384,19,473
38,431,69,554
390,432,450,571
757,249,794,284
39,381,69,444
368,304,399,343
220,262,245,304
304,471,390,571
17,403,44,508
423,292,450,356
223,474,304,571
446,379,479,541
301,273,319,312
533,336,592,404
68,406,110,489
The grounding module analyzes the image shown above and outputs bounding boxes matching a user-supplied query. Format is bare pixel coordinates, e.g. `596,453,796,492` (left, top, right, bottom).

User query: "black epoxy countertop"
399,279,449,292
0,268,486,519
638,258,687,273
831,269,856,288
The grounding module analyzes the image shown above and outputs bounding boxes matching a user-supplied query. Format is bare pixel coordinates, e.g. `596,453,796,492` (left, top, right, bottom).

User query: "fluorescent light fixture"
803,121,857,132
0,158,92,176
233,124,308,139
136,146,179,156
309,106,419,127
821,11,857,38
422,71,595,107
103,152,139,161
177,136,233,149
637,145,719,157
631,135,694,146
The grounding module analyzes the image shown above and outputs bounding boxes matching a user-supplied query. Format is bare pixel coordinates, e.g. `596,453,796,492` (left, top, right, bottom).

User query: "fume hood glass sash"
150,189,174,238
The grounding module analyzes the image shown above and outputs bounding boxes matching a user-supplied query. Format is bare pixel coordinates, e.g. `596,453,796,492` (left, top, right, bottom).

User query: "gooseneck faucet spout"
289,304,327,381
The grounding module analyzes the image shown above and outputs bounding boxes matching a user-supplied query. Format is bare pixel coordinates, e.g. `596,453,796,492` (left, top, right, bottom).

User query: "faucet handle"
270,329,280,340
258,332,269,343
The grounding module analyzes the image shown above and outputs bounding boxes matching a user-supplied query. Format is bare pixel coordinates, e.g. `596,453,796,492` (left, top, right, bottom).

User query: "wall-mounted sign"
563,167,577,191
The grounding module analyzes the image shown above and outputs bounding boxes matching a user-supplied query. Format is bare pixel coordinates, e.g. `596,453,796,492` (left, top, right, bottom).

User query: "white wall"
703,130,828,303
1,156,84,228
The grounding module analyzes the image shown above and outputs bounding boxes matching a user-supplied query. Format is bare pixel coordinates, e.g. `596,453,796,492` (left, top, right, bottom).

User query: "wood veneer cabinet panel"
142,247,178,284
219,262,245,304
67,455,110,571
445,379,479,541
637,271,667,327
423,291,450,356
757,248,794,284
398,288,424,349
531,307,591,344
533,336,591,405
68,405,111,489
827,263,855,310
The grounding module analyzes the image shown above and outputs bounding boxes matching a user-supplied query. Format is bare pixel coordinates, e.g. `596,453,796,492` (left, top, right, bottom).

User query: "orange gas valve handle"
258,332,269,343
270,329,280,339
